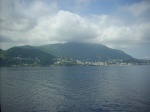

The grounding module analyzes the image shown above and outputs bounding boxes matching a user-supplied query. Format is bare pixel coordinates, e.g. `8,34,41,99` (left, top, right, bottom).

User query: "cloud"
128,0,150,18
0,0,150,50
28,10,98,44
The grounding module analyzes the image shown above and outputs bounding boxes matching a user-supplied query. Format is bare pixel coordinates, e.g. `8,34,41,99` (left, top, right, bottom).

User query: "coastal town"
53,58,150,66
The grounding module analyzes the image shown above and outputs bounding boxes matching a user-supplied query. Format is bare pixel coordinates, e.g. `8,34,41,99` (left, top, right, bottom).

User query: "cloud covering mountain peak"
0,0,150,58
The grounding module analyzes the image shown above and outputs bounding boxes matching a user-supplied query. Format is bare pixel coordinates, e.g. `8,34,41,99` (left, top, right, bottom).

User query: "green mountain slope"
0,46,55,66
39,42,133,61
0,49,5,58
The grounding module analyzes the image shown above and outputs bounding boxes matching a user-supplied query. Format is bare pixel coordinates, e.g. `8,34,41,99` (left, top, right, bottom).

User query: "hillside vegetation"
0,46,55,66
39,42,133,61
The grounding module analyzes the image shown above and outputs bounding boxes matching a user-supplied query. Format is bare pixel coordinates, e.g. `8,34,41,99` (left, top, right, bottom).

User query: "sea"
1,66,150,112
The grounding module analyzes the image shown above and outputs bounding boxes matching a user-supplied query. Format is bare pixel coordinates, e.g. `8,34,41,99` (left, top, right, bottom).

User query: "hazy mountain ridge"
0,43,149,66
38,42,133,61
0,49,5,58
0,46,55,66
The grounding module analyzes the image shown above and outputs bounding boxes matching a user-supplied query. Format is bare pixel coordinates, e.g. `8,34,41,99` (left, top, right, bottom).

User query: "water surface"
1,66,150,112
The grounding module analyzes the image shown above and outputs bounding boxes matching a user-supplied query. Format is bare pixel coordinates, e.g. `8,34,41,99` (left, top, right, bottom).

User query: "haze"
0,0,150,59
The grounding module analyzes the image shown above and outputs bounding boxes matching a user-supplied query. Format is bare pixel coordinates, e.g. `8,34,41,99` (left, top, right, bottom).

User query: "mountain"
38,42,133,62
0,43,149,66
0,49,5,58
0,46,55,66
0,48,4,52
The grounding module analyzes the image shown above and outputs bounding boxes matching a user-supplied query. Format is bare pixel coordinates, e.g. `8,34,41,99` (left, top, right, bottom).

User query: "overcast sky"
0,0,150,58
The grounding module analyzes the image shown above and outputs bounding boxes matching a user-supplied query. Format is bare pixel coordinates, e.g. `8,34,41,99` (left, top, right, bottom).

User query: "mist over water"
1,66,150,112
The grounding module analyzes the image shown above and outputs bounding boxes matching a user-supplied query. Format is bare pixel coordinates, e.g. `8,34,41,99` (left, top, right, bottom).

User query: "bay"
1,66,150,112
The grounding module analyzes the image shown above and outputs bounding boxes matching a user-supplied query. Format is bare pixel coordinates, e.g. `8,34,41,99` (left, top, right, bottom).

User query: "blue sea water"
1,66,150,112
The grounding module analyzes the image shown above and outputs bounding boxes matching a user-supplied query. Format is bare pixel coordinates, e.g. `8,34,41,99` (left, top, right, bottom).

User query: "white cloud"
28,10,98,44
128,0,150,18
0,0,150,50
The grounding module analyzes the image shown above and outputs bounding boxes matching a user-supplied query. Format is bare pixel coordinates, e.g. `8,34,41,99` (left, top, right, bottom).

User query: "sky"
0,0,150,59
